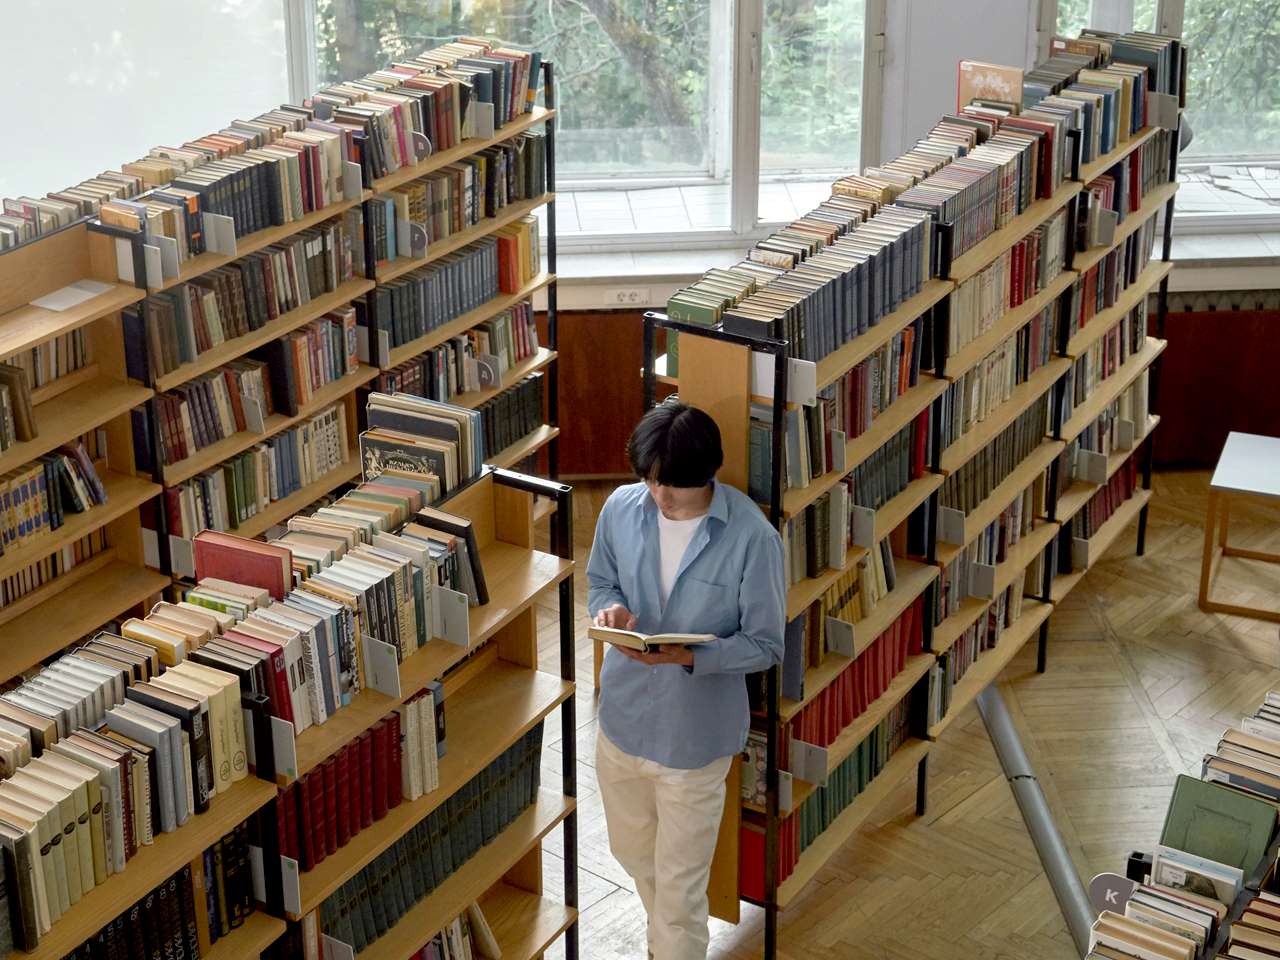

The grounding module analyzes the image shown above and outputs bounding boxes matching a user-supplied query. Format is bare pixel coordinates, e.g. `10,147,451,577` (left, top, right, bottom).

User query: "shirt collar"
642,480,729,526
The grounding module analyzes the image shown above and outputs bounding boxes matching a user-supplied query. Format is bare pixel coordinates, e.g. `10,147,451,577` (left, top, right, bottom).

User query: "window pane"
1133,0,1155,31
1056,0,1092,37
2,0,287,198
316,0,717,181
1181,0,1280,158
758,0,865,221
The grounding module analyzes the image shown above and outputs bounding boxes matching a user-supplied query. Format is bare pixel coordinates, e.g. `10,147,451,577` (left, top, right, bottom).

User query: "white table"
1199,432,1280,621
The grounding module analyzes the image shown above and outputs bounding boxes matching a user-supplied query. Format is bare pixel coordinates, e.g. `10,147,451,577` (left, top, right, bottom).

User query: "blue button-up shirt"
587,480,786,770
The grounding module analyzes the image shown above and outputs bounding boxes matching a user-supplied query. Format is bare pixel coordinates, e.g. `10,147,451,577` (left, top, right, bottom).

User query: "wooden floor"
530,471,1280,960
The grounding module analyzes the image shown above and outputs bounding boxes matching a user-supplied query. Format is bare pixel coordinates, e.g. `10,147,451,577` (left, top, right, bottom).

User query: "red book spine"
347,741,363,838
304,773,324,869
386,711,403,810
228,635,293,726
371,720,389,821
321,758,338,856
359,731,375,828
335,748,351,848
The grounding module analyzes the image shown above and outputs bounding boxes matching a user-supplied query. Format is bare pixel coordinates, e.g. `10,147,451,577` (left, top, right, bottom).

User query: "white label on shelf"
1117,418,1136,450
363,635,402,698
142,244,163,289
970,562,996,599
472,102,496,139
322,935,356,960
272,716,299,785
155,235,180,280
938,506,966,545
779,770,794,813
409,221,429,259
243,395,267,434
141,528,160,569
789,736,829,788
168,535,196,579
750,353,818,407
342,160,363,201
281,855,303,919
1148,92,1180,130
1078,449,1108,485
411,131,434,159
114,238,135,283
830,429,847,473
1092,208,1119,249
1088,872,1136,914
1072,536,1091,571
202,213,237,256
825,616,855,658
434,585,472,647
478,354,502,388
248,844,266,903
851,505,875,548
396,218,412,261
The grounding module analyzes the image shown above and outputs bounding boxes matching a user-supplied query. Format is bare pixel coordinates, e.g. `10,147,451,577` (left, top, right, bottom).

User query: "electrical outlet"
606,287,651,306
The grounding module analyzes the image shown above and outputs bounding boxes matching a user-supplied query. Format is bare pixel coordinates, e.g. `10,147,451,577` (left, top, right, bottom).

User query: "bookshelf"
635,72,1182,960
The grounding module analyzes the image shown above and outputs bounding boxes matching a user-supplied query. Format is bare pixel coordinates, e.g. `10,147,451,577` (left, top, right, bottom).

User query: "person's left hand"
616,644,695,667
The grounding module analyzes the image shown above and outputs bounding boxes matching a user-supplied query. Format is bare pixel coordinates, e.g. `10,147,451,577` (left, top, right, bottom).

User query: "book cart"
630,109,1181,960
0,60,576,960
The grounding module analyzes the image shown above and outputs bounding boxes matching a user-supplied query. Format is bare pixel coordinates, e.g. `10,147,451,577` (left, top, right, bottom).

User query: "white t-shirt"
657,512,704,608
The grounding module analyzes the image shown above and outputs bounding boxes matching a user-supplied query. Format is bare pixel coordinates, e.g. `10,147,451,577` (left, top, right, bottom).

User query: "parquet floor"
530,471,1280,959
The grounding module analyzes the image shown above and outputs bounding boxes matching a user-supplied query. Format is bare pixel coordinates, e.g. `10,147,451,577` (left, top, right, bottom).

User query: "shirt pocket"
676,575,739,636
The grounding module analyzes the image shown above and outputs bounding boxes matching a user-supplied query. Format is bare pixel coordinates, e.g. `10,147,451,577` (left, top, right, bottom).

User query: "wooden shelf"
1058,338,1168,443
930,596,993,657
377,194,554,284
822,654,934,775
0,471,160,582
782,375,949,518
152,278,375,392
775,738,929,909
230,453,362,540
1053,415,1161,524
815,279,955,389
782,559,939,720
937,439,1065,551
370,107,557,194
452,348,557,410
532,496,557,523
1078,126,1162,184
479,883,577,960
927,598,1054,740
943,269,1077,380
0,558,170,679
1065,260,1173,359
162,364,380,486
0,284,143,364
1051,487,1152,604
297,664,571,914
386,272,556,369
203,911,287,960
22,776,279,960
489,425,559,469
937,357,1072,475
291,543,572,777
337,790,575,960
159,196,368,291
1072,182,1179,276
948,181,1084,283
0,377,153,477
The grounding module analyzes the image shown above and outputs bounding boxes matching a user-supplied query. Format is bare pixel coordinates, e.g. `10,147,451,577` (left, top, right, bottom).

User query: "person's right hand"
595,603,638,630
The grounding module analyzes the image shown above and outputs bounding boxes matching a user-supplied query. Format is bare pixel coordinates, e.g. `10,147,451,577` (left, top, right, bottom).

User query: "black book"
178,864,201,960
125,683,214,815
414,506,489,605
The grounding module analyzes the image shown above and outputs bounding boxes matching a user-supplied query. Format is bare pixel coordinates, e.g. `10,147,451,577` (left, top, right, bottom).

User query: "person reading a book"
587,401,785,960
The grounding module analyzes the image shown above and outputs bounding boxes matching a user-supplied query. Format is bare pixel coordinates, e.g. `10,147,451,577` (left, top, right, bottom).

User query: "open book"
589,625,715,653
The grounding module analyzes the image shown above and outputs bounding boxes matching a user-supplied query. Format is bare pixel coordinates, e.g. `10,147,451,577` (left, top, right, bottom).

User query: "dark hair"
627,401,723,488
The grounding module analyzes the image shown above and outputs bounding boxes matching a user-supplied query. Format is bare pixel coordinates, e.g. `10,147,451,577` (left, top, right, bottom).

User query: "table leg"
1219,495,1231,549
1199,490,1218,609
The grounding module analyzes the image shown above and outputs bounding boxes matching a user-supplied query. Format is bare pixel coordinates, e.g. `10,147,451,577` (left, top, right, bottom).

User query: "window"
1056,0,1092,36
2,0,288,199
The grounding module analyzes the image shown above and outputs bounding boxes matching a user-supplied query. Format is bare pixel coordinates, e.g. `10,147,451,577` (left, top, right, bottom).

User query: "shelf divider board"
775,738,930,909
292,545,572,777
161,364,381,486
937,357,1072,476
926,598,1054,740
948,182,1084,283
202,911,287,960
783,376,950,518
1058,338,1168,443
370,107,557,194
453,349,557,410
0,559,171,678
479,883,577,960
782,560,939,720
377,194,555,285
1064,261,1174,359
937,439,1066,555
1050,488,1153,604
21,776,279,960
231,454,363,540
153,278,376,392
1077,126,1162,184
0,377,153,477
1051,415,1161,524
944,270,1077,381
0,471,159,581
0,285,144,365
815,278,955,389
488,425,560,470
337,791,575,960
1071,182,1179,276
386,272,556,369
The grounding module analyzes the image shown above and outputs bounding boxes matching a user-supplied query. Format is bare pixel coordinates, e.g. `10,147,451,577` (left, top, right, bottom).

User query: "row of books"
937,308,1057,452
4,328,92,394
927,582,1028,726
1060,457,1140,546
414,902,501,960
1070,214,1157,336
1022,48,1151,160
122,211,363,384
370,130,547,264
1061,305,1147,424
946,204,1068,362
1064,374,1150,480
739,699,913,900
0,440,108,555
2,174,143,251
939,395,1053,517
937,483,1046,618
316,723,544,953
0,365,36,455
1,530,107,610
148,403,350,541
358,228,531,366
373,300,541,403
1082,129,1173,238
